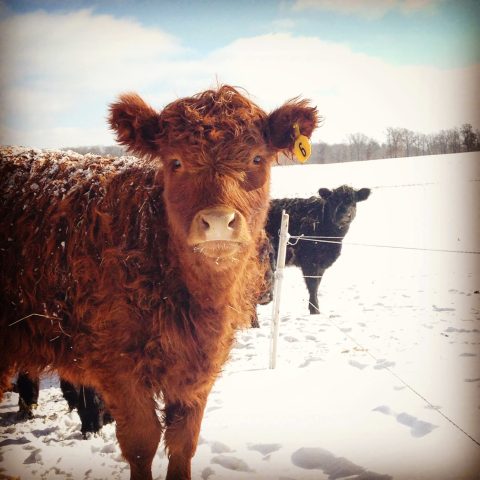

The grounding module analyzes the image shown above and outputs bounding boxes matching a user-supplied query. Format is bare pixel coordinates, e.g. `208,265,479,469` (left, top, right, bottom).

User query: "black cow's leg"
61,379,112,436
77,386,103,437
16,372,40,419
301,264,325,314
60,378,79,411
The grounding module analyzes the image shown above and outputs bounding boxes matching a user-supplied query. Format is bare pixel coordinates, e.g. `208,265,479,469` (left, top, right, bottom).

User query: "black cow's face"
319,186,371,229
332,202,357,228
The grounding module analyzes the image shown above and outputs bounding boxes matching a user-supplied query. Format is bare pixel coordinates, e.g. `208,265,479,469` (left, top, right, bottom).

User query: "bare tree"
461,123,477,152
386,127,403,158
399,128,417,157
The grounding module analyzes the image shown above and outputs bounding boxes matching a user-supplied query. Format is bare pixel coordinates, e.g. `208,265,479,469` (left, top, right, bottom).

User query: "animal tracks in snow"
373,359,396,370
211,454,254,472
291,447,392,479
210,441,234,454
373,405,438,437
247,442,282,456
23,448,42,464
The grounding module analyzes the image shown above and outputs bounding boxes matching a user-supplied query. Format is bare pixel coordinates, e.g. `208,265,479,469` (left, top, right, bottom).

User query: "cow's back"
0,147,166,373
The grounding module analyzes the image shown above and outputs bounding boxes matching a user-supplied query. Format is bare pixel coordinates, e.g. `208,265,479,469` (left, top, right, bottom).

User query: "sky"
0,0,479,148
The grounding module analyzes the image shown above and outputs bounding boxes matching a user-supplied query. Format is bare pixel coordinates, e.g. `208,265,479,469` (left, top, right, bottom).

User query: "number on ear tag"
293,124,311,163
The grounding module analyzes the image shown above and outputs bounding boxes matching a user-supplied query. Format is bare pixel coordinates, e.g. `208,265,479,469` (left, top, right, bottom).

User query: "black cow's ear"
356,188,371,202
318,188,332,198
109,93,163,159
267,97,320,154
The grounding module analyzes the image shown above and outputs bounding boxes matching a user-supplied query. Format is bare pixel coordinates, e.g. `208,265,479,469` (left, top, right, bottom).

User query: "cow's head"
318,185,371,229
109,86,319,267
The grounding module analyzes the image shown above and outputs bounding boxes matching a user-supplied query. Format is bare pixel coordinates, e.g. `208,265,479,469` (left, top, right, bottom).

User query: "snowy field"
1,152,479,480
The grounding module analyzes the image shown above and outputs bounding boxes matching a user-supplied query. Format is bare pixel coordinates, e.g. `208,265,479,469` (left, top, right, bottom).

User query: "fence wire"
288,235,480,255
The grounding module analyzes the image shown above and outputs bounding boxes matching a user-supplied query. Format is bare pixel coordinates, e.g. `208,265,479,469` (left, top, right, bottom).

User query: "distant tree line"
62,145,126,157
64,123,479,165
307,123,480,164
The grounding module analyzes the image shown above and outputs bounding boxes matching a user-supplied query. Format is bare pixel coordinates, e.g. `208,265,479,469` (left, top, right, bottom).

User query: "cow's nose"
188,206,251,248
199,209,237,241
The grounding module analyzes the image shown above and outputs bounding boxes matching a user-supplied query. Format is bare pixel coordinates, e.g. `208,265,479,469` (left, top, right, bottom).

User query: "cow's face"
160,143,275,262
319,186,371,229
110,86,319,266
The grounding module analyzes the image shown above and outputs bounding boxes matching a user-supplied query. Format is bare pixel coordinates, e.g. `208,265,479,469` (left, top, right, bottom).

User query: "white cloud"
292,0,443,19
0,11,478,148
0,9,183,90
0,8,187,147
203,33,480,143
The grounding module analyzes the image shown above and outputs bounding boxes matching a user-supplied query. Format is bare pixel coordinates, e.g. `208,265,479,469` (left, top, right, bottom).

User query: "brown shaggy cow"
0,85,319,480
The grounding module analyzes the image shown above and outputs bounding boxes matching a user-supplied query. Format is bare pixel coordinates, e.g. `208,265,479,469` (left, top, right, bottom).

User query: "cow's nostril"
227,213,236,229
201,217,210,230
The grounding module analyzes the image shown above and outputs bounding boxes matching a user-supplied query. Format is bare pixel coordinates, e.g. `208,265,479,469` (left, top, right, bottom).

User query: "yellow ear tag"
293,123,311,163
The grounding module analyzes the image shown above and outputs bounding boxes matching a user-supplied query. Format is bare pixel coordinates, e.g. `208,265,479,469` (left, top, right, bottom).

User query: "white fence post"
269,210,290,369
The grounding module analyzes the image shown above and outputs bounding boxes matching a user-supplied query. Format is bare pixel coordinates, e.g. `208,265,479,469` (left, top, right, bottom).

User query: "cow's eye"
252,155,262,165
171,159,182,171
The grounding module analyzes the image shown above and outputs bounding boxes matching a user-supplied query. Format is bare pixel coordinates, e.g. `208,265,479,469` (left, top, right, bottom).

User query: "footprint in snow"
373,405,438,437
211,455,254,473
23,448,42,464
206,404,222,414
291,447,391,479
0,436,30,447
283,335,299,343
248,443,282,456
210,441,234,454
100,443,117,454
31,425,59,438
299,357,323,368
433,305,455,312
445,327,480,333
349,359,369,370
374,359,395,370
201,467,215,479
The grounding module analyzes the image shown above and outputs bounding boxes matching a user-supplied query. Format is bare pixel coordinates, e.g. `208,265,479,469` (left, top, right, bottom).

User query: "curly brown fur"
0,85,319,480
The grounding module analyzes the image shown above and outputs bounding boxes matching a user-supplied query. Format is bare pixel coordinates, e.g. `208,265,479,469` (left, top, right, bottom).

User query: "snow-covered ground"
1,152,479,480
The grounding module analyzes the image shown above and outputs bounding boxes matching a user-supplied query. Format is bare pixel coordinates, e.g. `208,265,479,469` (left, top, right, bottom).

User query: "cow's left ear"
109,93,163,159
267,98,320,155
356,188,371,202
318,188,332,199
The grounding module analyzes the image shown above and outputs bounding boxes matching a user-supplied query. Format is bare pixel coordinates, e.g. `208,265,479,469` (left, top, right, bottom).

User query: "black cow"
265,185,371,314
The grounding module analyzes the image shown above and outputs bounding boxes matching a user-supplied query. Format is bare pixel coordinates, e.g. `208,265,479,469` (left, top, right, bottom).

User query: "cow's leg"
163,393,209,480
77,386,103,437
60,378,79,411
99,384,162,480
16,372,40,419
301,264,325,314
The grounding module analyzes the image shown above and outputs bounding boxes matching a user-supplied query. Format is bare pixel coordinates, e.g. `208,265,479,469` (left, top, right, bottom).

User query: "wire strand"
287,235,480,255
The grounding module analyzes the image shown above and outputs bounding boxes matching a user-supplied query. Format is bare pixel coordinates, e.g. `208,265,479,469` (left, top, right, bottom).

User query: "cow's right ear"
267,98,320,155
109,93,162,159
356,188,371,202
318,188,332,199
